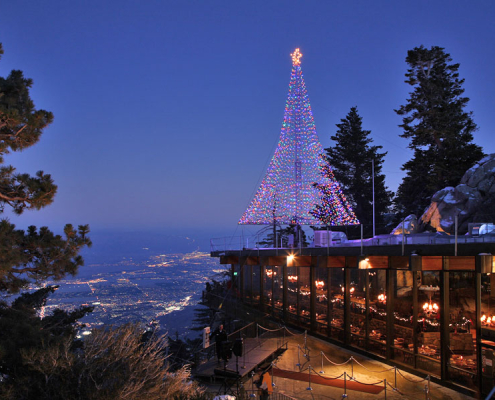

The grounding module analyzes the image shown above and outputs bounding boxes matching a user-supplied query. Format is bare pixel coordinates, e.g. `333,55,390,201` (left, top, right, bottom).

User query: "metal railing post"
306,366,312,391
271,362,275,387
360,224,363,255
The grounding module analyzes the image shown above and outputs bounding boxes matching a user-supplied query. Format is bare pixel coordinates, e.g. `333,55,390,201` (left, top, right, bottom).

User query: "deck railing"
210,233,495,253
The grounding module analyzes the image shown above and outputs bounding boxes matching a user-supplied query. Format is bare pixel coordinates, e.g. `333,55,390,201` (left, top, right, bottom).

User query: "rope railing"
257,325,286,333
305,366,345,381
282,325,306,336
262,337,433,400
351,376,384,386
396,368,430,383
351,356,396,373
321,351,352,366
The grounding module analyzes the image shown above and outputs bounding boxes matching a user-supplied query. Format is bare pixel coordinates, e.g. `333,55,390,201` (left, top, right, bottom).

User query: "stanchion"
249,371,256,398
242,334,246,369
306,366,312,391
304,330,308,357
394,366,397,389
320,351,325,374
342,371,348,398
350,356,354,380
384,378,387,400
296,345,301,367
271,363,275,388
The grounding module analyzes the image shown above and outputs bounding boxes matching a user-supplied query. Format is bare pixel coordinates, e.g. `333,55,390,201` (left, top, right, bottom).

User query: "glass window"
481,271,495,393
349,269,367,351
263,266,273,310
315,265,329,335
234,264,241,299
252,265,261,305
448,271,477,388
298,267,311,329
392,270,414,366
417,271,441,376
287,266,298,324
243,264,252,304
272,266,283,315
329,268,344,342
367,270,386,357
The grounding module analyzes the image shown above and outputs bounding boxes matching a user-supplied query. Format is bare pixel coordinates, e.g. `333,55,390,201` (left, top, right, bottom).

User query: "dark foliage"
394,45,484,218
324,107,393,235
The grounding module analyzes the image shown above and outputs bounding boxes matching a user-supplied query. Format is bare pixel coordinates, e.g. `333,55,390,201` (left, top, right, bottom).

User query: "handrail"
211,233,495,253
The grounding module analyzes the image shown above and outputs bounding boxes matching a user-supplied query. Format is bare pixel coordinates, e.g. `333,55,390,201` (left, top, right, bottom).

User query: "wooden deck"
194,337,287,381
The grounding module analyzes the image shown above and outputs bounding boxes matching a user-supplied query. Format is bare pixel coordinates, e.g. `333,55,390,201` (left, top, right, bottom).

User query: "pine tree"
0,43,91,293
395,45,484,217
323,107,392,234
0,42,92,397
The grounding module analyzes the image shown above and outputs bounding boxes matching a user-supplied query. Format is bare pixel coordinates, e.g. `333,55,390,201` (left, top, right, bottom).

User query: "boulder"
391,214,418,234
420,154,495,234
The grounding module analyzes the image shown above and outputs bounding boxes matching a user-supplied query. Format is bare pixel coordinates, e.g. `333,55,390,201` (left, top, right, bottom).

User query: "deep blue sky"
1,1,494,238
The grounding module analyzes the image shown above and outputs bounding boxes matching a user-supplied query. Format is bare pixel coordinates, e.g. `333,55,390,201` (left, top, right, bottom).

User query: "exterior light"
359,258,370,269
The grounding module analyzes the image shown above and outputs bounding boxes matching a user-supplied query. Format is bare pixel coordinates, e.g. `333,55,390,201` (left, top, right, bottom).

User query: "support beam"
344,268,351,346
386,269,395,360
440,267,450,380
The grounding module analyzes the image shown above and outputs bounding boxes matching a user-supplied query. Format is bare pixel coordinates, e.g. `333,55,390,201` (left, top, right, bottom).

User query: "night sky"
1,1,494,239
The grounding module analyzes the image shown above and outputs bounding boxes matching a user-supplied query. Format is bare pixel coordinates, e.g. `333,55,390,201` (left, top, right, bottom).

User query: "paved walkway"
272,368,383,394
247,330,476,400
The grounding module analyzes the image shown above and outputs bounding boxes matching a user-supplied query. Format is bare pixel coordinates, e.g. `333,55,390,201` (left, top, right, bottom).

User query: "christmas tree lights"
310,155,359,225
239,49,359,226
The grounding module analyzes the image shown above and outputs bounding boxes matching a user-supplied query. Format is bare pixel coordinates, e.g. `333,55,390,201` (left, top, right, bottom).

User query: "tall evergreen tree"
0,42,92,396
0,43,91,292
395,45,484,217
325,107,392,235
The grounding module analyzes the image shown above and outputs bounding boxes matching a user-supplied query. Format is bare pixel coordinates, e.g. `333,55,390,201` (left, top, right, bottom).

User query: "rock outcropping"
391,214,418,235
419,154,495,234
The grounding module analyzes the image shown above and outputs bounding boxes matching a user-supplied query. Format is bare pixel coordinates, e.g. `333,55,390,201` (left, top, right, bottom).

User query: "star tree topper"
291,48,303,66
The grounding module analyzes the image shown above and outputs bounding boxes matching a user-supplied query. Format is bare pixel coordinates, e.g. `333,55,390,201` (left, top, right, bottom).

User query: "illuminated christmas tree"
310,156,359,225
239,49,358,226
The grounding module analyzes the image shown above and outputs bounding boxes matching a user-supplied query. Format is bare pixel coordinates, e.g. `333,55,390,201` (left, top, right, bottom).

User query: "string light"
239,48,358,226
311,155,359,225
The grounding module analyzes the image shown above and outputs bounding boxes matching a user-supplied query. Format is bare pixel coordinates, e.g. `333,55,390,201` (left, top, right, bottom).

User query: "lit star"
291,48,303,66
